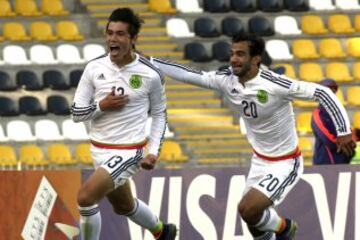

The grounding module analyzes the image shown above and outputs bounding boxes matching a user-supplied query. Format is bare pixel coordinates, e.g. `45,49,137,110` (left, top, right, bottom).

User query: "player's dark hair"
106,8,144,38
232,32,265,57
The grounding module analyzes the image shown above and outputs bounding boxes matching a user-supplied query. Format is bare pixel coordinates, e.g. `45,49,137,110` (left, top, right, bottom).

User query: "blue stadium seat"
258,0,283,12
0,71,17,91
43,70,70,90
0,97,19,116
248,16,275,36
212,41,231,62
184,42,212,62
284,0,309,11
47,95,70,115
221,17,244,37
16,70,43,90
69,69,83,88
194,17,220,38
19,96,46,116
230,0,256,12
203,0,229,12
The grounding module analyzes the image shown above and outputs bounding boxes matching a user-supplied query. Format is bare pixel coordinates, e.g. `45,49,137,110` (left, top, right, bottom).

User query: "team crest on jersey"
129,74,142,89
257,90,268,103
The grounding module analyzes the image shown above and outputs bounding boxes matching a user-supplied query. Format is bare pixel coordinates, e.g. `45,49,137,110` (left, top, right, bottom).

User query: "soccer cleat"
157,223,177,240
276,219,298,240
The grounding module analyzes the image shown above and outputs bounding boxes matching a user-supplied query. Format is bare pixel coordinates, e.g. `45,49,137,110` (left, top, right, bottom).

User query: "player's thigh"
107,180,135,214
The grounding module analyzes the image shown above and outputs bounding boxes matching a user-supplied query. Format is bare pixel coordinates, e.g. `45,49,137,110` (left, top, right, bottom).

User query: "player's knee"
238,201,258,224
77,187,97,207
112,200,135,215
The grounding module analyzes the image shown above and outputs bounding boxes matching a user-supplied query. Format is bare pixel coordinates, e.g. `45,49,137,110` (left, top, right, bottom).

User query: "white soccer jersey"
152,58,351,157
72,54,167,156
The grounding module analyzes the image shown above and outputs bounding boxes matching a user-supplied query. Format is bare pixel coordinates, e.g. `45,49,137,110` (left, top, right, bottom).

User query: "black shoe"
276,219,298,240
157,223,177,240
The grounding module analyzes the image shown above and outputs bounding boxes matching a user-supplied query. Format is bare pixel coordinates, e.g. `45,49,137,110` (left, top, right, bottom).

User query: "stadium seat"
352,62,360,80
0,97,19,116
41,0,69,16
319,39,346,59
221,17,244,37
272,63,296,78
298,137,313,159
308,0,335,10
248,16,274,36
35,119,64,141
0,71,17,91
16,70,43,90
47,95,70,115
56,44,84,64
29,45,58,64
194,17,220,38
7,120,36,141
299,63,324,82
56,21,84,41
69,69,83,88
184,42,212,62
3,22,31,41
30,22,57,41
355,15,360,32
149,0,176,13
15,0,42,16
0,145,17,167
62,119,89,141
301,15,328,35
3,45,31,65
203,0,228,12
347,87,360,106
353,112,360,129
274,16,301,35
159,141,188,162
325,63,353,82
83,43,106,61
212,41,231,62
47,144,76,165
0,124,8,142
230,0,256,12
75,143,92,165
0,0,16,16
43,70,70,90
296,112,312,134
347,38,360,58
335,0,360,10
265,40,293,60
166,18,195,38
258,0,283,12
284,0,309,11
292,39,319,59
336,88,347,106
176,0,203,13
19,96,46,116
20,144,48,167
328,15,355,34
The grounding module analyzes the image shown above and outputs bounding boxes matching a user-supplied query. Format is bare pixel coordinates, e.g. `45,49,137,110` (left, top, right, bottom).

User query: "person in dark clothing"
311,79,356,164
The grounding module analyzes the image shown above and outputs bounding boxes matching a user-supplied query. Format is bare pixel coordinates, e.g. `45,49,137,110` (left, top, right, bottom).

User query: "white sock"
78,204,101,240
254,232,276,240
126,198,160,230
254,207,284,232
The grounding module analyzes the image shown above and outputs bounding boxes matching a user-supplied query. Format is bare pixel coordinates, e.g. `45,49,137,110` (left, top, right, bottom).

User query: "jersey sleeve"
147,73,167,156
71,64,104,122
151,58,224,91
262,70,351,136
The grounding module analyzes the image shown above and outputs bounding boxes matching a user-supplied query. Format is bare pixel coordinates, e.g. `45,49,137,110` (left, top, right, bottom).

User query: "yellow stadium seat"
30,21,57,41
48,144,76,165
41,0,69,16
301,15,328,34
347,38,360,58
56,21,84,41
292,39,319,59
15,0,42,16
347,87,360,106
354,15,360,32
293,100,317,108
353,112,360,129
273,63,296,79
299,63,324,82
149,0,176,14
352,62,360,80
298,137,313,157
20,144,48,167
0,0,16,16
325,63,353,82
3,22,31,41
0,145,17,167
328,15,355,34
336,88,347,106
75,143,93,165
159,141,188,162
319,39,346,58
296,112,313,134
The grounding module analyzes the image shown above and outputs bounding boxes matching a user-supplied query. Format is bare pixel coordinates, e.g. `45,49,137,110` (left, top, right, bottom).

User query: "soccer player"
71,8,176,240
150,32,356,240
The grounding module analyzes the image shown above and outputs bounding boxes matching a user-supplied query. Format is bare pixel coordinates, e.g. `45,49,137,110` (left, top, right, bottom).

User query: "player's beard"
233,62,251,78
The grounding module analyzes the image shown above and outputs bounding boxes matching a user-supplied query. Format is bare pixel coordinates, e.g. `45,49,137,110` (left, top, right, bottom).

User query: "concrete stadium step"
138,36,171,43
193,148,252,155
168,108,230,115
169,115,233,123
175,125,241,134
196,157,248,165
186,139,248,148
90,11,156,18
137,43,178,51
165,84,200,91
86,3,149,12
97,18,161,28
142,50,183,58
81,0,147,4
167,99,221,108
138,27,167,36
166,90,215,99
177,132,242,140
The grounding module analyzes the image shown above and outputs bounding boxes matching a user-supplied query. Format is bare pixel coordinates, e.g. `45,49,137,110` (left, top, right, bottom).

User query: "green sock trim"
150,221,163,234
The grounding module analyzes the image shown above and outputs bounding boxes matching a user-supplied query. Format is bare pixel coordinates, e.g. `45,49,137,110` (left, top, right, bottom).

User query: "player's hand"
336,134,356,157
140,154,158,170
99,90,129,111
